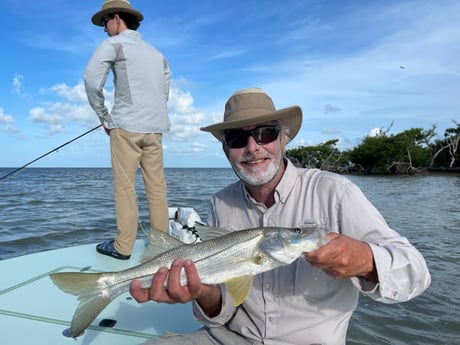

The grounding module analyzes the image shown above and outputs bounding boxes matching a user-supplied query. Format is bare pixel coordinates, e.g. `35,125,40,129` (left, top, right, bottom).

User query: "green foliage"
347,135,393,174
348,127,435,173
287,122,460,174
287,139,345,169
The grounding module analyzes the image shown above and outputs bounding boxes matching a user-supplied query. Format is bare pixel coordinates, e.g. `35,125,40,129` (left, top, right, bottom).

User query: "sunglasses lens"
223,130,249,148
256,126,280,145
223,125,280,148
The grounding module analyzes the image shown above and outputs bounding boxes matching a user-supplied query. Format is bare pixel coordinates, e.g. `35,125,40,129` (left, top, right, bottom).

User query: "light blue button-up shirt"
84,30,170,134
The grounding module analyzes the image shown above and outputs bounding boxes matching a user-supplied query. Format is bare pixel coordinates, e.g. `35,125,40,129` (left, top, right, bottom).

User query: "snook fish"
50,225,329,338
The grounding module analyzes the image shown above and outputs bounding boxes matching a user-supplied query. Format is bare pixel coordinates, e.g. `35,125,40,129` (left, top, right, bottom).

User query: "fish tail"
70,290,113,338
49,272,114,338
49,271,102,295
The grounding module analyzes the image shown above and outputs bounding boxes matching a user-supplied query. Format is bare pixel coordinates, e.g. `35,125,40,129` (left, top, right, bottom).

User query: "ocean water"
0,168,459,344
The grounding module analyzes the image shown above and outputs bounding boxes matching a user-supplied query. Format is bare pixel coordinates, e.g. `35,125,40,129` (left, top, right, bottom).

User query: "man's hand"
129,258,223,317
305,233,378,283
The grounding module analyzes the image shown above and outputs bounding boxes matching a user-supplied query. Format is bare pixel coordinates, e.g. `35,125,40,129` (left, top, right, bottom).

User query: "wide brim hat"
200,88,302,142
91,0,144,26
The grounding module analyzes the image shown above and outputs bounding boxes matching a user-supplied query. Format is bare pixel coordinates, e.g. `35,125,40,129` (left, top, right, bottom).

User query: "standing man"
84,0,170,260
130,88,431,344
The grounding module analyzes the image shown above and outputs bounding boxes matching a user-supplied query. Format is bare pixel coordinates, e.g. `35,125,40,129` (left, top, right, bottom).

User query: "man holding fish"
130,88,431,344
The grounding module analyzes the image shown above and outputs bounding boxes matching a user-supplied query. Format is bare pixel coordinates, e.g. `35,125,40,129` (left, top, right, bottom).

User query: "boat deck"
0,239,200,344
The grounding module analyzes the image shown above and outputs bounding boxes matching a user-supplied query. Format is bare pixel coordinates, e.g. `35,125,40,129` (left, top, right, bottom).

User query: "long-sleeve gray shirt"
193,160,431,345
84,30,170,133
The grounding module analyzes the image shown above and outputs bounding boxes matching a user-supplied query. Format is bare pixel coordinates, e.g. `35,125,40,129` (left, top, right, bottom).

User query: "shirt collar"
274,159,298,204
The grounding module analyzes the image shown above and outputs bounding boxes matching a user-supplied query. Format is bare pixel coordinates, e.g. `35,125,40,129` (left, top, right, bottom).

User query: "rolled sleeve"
353,242,431,303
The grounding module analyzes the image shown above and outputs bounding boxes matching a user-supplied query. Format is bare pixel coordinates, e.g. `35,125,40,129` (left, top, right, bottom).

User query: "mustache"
238,152,274,164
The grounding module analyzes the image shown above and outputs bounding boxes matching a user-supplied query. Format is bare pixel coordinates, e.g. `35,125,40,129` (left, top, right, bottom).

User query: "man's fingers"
130,279,149,303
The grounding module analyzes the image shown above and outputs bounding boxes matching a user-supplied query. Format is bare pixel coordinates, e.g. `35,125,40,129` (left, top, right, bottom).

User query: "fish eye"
295,227,302,234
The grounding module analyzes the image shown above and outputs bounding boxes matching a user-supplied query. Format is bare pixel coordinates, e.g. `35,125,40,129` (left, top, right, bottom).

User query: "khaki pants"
110,128,168,255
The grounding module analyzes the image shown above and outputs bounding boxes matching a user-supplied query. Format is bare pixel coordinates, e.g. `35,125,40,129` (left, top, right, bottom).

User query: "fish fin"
49,271,103,295
194,223,232,242
224,275,254,306
50,272,114,338
70,291,113,338
142,227,185,262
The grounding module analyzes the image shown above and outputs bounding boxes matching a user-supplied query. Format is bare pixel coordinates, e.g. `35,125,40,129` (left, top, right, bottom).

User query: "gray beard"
231,153,281,186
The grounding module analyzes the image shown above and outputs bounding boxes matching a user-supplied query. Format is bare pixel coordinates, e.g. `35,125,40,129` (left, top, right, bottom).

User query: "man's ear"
114,13,124,27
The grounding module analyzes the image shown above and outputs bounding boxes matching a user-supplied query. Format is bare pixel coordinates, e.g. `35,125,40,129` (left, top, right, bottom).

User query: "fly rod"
0,124,102,181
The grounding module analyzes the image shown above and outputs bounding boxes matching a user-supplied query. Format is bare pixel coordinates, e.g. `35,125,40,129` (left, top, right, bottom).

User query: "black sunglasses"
222,125,281,149
102,14,115,27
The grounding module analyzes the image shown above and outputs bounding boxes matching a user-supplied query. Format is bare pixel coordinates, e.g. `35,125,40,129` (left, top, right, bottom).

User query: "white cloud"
168,87,195,114
28,81,102,132
168,87,206,141
29,101,96,133
0,108,18,133
29,106,63,132
49,83,88,103
0,108,15,124
191,142,207,152
27,81,210,137
369,128,382,137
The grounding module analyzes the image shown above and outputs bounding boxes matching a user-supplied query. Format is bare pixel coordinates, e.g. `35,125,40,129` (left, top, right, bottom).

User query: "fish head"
259,226,328,264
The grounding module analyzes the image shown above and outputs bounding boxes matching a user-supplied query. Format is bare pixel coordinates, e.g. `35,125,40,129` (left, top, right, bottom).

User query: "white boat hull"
0,209,203,344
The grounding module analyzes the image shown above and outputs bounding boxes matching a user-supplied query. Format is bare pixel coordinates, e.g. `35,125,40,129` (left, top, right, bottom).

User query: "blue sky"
1,0,459,168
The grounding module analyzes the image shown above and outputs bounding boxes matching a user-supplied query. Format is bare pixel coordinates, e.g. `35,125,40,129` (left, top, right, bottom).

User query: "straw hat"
91,0,144,26
200,88,302,142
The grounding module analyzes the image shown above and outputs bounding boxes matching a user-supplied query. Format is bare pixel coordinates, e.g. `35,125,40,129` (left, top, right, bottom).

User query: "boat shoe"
96,240,131,260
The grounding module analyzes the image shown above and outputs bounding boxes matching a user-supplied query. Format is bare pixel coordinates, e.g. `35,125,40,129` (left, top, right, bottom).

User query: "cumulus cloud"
0,108,18,133
29,81,102,132
369,128,382,137
0,108,15,124
29,100,97,133
168,87,205,141
49,83,88,103
29,80,209,137
29,106,63,132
